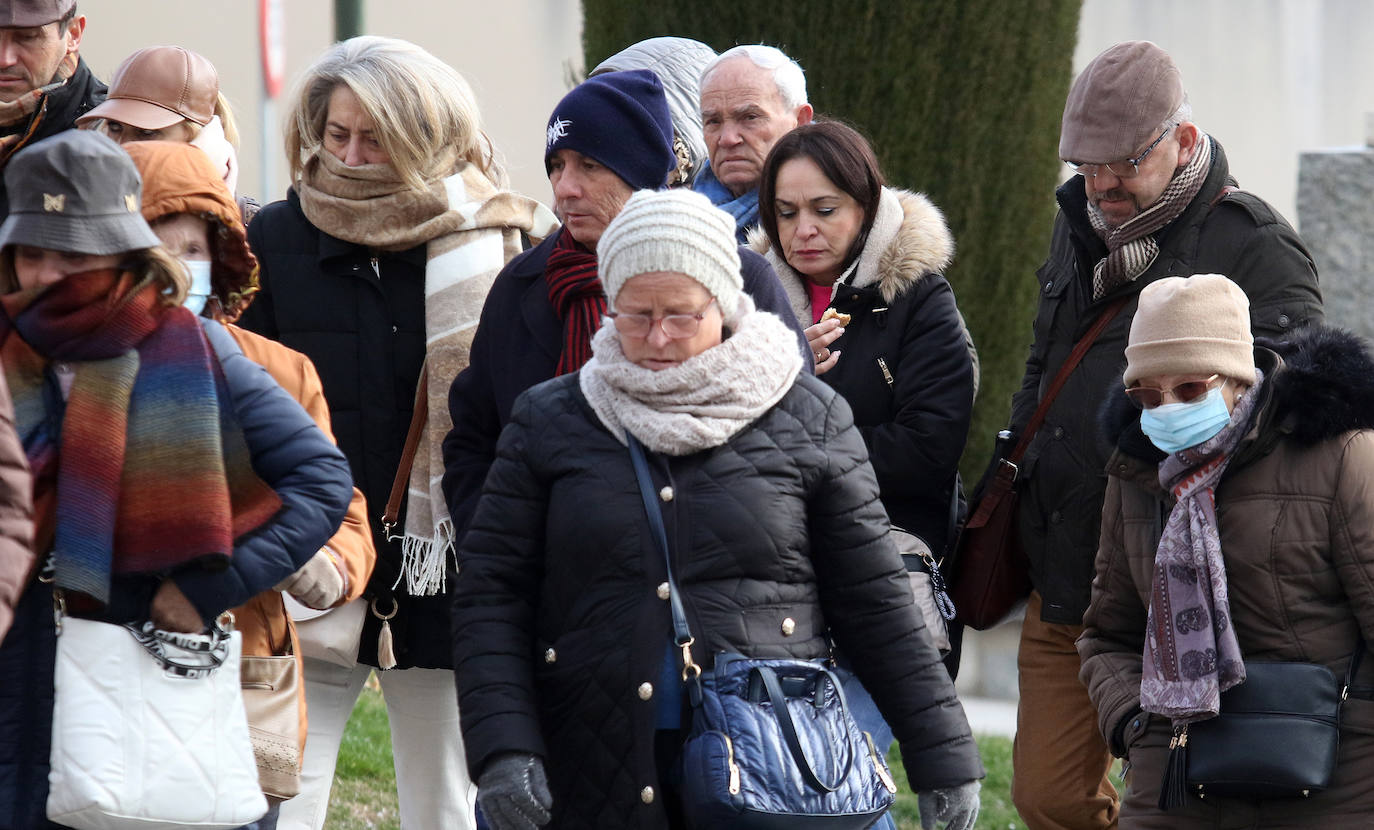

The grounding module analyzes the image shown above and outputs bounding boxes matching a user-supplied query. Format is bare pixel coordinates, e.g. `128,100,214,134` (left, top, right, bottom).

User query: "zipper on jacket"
370,256,380,278
877,357,894,388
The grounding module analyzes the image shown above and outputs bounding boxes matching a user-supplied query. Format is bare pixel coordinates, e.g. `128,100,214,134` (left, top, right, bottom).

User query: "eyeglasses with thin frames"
1065,128,1172,180
606,298,717,339
1124,374,1225,410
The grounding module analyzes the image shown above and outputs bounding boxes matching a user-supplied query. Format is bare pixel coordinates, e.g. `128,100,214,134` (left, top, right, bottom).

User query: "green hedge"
583,1,1082,478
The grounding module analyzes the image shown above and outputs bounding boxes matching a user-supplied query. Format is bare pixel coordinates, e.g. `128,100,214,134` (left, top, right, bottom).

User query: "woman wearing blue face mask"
1078,273,1374,826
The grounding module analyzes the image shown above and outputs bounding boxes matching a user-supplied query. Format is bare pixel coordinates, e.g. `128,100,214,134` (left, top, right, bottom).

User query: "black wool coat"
441,227,811,544
452,371,982,829
240,190,450,669
1009,139,1324,624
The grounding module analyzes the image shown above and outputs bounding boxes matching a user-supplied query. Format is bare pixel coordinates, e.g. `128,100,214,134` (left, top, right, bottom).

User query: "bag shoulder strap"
627,433,693,650
1009,295,1129,463
383,364,428,535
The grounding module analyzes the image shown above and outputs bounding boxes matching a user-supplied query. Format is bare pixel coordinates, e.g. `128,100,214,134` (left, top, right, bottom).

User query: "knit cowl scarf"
299,148,557,595
579,297,802,455
0,269,281,607
1140,369,1265,724
1087,133,1214,300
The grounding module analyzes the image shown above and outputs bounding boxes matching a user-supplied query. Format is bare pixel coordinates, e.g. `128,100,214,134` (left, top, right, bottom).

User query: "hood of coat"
749,187,954,326
1100,326,1374,470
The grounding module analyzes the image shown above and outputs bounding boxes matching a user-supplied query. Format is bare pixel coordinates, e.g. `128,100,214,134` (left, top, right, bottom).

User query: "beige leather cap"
1059,41,1184,163
77,46,218,130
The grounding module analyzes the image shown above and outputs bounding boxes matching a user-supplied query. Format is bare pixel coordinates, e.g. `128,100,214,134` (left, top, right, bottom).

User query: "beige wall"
77,0,585,206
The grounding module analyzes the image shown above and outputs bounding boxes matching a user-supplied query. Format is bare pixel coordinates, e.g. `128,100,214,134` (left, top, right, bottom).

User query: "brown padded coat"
126,140,376,754
1078,330,1374,828
0,367,31,644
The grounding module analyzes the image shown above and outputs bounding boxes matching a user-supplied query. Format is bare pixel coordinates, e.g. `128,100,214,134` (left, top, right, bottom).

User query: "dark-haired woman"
752,123,977,818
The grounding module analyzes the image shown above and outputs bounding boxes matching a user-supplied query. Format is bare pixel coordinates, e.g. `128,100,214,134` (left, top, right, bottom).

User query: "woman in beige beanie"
1079,273,1374,826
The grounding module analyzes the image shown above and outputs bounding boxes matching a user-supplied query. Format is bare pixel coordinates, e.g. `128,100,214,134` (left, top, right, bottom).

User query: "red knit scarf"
0,269,281,606
544,229,605,376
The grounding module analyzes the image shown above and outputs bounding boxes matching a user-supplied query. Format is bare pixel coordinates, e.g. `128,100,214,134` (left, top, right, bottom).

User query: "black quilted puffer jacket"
452,372,983,829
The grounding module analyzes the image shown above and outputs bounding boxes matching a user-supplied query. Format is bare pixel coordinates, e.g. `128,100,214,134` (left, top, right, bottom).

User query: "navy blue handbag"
628,434,898,829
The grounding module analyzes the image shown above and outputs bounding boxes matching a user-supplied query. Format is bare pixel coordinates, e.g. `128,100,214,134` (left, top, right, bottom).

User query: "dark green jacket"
1009,139,1323,624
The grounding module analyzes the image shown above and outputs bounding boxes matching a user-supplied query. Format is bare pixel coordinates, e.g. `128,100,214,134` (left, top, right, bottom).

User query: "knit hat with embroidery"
1124,273,1254,386
544,69,675,191
599,188,741,313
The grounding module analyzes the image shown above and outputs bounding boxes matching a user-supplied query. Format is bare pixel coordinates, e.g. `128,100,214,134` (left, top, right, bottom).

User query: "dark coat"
1079,328,1374,827
0,318,352,829
754,188,975,552
0,58,106,221
452,372,982,829
1009,139,1323,624
441,227,811,544
241,190,452,668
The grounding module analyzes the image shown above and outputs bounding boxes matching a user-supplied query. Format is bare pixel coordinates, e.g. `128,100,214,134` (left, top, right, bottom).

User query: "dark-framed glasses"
1124,374,1223,410
606,298,716,339
1065,128,1171,180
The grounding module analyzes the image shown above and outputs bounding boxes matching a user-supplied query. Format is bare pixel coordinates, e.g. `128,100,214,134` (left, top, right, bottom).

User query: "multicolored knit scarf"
0,51,77,169
0,269,281,607
545,228,605,376
1140,369,1264,724
1087,133,1214,300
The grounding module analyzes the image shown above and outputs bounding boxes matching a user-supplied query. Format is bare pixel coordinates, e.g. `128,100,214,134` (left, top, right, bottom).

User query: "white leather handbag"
47,614,268,829
283,592,366,668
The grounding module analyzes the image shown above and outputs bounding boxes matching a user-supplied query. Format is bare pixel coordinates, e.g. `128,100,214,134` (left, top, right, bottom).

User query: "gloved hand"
275,548,347,610
918,779,980,830
477,752,552,830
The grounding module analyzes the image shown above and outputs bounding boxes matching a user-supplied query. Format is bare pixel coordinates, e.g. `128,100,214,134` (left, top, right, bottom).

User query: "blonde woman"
237,36,556,830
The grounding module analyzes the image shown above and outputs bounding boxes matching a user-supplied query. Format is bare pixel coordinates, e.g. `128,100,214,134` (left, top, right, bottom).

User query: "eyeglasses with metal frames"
1065,128,1172,180
1124,374,1225,410
606,298,717,339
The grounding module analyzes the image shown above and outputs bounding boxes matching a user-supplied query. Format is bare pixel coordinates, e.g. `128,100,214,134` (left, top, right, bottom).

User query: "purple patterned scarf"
1140,369,1264,724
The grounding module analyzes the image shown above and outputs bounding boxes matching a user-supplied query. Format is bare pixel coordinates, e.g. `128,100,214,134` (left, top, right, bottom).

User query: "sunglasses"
1124,374,1223,410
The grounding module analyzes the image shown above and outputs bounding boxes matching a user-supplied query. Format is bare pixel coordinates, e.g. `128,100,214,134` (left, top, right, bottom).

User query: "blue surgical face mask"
1139,383,1232,454
180,259,214,317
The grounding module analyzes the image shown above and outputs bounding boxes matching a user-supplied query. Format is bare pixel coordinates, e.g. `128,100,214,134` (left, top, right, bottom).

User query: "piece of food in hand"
821,308,851,326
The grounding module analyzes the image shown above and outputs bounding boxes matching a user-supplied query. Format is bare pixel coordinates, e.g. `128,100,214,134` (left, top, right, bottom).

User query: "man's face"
548,148,633,251
700,57,812,198
0,16,82,104
1082,123,1198,229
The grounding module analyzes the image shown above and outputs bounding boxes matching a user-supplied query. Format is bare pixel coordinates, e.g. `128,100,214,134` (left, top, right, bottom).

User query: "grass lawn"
328,679,1028,830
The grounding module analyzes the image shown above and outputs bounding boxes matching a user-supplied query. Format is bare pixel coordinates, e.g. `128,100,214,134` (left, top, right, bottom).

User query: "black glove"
477,752,553,830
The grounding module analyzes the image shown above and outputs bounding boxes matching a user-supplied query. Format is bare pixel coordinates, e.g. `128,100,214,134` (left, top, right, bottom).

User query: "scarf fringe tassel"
392,518,456,597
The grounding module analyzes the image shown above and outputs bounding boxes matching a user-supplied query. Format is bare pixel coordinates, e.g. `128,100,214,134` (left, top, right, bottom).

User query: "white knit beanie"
599,188,742,313
1124,273,1254,386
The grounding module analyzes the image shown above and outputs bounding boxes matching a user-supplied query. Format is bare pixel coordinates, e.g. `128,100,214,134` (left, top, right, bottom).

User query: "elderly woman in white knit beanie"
1080,273,1374,827
451,187,983,830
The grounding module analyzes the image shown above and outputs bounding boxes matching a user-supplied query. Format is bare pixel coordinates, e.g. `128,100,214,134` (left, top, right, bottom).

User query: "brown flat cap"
77,46,218,130
1059,41,1184,163
0,0,74,27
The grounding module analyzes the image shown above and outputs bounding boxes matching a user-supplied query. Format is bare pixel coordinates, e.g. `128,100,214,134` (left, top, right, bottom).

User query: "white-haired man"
695,44,813,242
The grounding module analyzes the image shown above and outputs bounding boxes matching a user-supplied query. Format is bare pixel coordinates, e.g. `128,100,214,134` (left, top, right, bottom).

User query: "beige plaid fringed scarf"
299,149,557,595
1087,133,1214,300
0,51,77,167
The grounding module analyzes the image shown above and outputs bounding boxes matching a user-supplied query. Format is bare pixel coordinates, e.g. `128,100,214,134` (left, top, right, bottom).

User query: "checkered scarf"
1087,133,1213,300
0,51,78,168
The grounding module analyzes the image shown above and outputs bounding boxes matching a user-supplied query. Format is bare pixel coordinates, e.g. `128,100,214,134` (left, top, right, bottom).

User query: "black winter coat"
451,371,982,829
240,190,445,668
1009,139,1324,624
754,188,975,552
0,58,106,221
441,227,811,543
0,318,352,829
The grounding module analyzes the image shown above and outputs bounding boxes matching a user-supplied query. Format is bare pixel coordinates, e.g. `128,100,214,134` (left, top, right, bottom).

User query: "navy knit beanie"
544,69,675,191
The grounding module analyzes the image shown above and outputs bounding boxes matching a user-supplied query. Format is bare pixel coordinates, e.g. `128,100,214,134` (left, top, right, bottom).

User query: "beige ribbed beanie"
1124,274,1254,386
599,188,742,313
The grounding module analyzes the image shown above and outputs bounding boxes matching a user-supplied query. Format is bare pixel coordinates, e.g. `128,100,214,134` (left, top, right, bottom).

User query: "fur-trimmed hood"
1100,326,1374,470
749,187,954,325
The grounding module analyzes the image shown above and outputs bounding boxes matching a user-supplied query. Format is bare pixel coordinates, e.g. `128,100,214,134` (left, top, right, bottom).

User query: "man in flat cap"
1003,41,1323,830
0,0,104,218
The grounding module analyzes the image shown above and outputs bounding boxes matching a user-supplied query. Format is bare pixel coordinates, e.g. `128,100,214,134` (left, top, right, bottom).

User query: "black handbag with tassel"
1158,645,1363,810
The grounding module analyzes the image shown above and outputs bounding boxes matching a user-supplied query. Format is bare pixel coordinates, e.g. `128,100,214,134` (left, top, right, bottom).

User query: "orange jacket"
228,325,375,752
